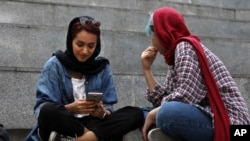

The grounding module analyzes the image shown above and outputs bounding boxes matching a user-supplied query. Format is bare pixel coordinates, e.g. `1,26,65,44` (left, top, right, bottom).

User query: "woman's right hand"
65,99,96,114
141,46,158,70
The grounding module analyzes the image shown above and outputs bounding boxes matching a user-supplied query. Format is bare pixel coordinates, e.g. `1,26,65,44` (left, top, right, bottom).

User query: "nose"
81,46,89,54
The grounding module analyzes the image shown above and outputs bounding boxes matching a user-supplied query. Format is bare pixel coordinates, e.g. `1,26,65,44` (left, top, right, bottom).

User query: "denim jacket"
24,56,117,141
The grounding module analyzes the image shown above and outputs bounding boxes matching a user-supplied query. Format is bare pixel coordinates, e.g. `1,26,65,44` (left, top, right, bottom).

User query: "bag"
0,124,10,141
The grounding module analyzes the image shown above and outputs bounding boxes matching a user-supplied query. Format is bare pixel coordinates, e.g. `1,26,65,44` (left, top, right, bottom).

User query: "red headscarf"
153,7,230,141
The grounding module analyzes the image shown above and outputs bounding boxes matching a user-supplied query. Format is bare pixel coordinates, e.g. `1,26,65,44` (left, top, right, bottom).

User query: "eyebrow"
76,40,96,45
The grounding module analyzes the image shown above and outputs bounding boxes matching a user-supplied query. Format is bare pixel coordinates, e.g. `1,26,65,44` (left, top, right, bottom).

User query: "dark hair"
70,19,101,40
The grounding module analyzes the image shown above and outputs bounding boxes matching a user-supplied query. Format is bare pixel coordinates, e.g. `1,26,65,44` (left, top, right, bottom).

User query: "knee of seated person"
123,106,143,115
133,107,144,127
156,101,183,125
123,106,144,127
40,102,62,116
132,106,144,117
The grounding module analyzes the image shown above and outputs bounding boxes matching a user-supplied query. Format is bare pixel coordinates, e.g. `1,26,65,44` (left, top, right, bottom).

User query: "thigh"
156,101,213,141
84,106,144,140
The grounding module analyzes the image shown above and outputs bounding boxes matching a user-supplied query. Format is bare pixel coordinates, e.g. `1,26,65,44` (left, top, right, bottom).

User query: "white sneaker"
148,128,182,141
48,131,76,141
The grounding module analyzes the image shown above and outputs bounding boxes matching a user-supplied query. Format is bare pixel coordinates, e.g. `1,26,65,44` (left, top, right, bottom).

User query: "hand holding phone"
86,92,103,101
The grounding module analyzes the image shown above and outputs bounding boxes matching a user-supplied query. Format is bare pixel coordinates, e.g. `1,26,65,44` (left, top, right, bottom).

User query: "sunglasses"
79,17,101,28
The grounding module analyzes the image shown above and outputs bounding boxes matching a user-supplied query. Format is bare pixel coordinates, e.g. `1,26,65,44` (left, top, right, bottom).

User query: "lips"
77,54,89,62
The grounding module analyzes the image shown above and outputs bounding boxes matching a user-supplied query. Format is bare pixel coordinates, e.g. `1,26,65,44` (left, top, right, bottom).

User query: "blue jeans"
156,101,213,141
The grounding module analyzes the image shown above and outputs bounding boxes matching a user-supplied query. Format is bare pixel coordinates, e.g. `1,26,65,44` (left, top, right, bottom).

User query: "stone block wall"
0,0,250,140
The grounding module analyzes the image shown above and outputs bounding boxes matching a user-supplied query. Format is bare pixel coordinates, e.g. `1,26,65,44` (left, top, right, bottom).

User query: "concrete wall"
0,0,250,140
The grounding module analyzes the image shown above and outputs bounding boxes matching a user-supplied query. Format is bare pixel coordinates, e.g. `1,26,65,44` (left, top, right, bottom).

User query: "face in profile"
151,34,166,55
72,30,97,62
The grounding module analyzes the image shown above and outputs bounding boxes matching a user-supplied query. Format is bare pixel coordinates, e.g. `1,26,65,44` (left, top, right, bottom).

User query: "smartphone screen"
86,92,103,101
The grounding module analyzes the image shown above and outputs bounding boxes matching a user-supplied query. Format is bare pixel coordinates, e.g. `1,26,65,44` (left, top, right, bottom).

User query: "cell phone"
86,92,103,101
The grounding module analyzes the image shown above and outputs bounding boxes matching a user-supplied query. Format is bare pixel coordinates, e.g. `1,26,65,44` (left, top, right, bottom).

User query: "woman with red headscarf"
141,7,250,141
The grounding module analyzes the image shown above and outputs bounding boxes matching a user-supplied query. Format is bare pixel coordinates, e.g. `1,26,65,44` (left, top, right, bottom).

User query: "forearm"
143,69,156,92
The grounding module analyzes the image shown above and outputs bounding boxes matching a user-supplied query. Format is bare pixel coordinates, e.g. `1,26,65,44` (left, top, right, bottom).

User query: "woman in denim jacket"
24,16,144,141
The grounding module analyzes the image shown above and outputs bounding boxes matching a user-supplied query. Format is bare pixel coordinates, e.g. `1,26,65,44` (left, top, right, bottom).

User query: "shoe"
148,128,183,141
48,131,76,141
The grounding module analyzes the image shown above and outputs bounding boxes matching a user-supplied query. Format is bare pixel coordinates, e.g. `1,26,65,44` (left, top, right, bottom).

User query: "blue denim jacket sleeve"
34,56,69,118
100,64,118,112
85,63,118,112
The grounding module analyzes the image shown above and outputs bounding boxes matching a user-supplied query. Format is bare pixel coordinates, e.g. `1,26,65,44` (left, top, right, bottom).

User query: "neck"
71,71,84,79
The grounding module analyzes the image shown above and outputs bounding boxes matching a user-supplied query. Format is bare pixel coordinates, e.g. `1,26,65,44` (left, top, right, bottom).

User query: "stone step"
0,24,250,75
1,0,250,31
1,71,249,129
8,0,250,10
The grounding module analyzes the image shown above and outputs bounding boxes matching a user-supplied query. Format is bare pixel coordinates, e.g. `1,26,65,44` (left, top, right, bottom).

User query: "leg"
38,102,84,140
85,106,144,140
104,106,144,140
156,101,213,141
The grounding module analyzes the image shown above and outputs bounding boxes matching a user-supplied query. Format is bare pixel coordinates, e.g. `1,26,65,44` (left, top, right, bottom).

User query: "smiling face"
72,30,97,62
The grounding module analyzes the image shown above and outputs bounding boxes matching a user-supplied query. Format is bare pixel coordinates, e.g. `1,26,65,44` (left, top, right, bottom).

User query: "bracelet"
102,112,107,119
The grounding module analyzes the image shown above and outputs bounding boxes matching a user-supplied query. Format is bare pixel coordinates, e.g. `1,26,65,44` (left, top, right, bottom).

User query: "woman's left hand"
90,101,106,118
142,107,160,141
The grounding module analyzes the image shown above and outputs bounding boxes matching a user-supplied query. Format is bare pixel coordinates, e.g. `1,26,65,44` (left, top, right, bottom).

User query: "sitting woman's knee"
156,101,184,126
